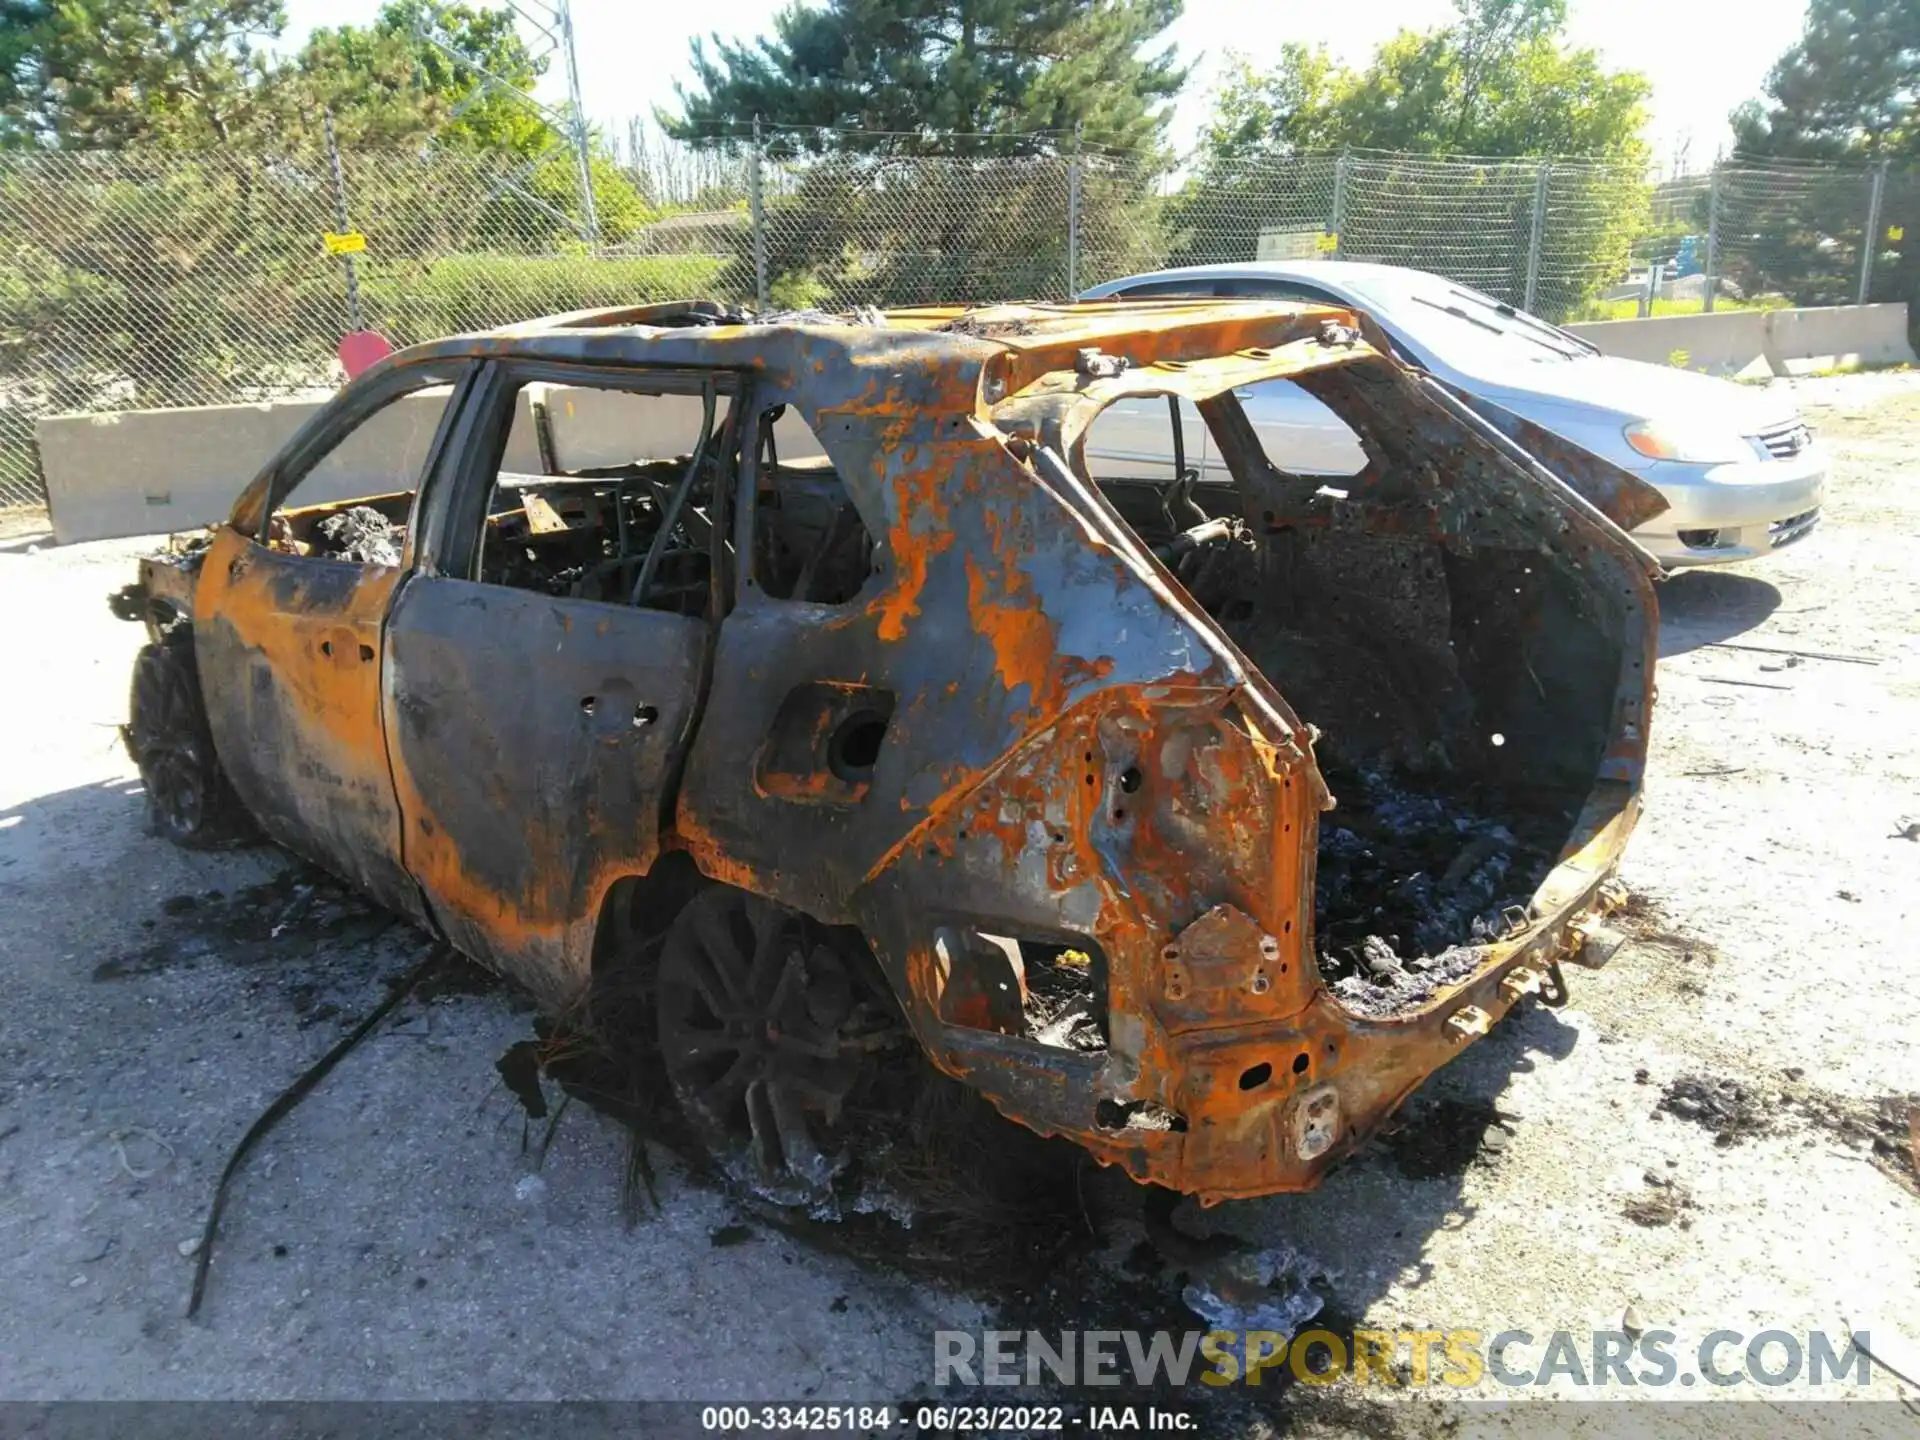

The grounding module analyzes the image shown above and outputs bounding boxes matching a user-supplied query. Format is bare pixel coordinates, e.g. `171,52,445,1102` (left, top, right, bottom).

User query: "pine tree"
1732,0,1920,162
666,0,1185,158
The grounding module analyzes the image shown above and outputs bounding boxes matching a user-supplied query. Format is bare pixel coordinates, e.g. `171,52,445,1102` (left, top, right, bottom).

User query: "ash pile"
316,506,402,566
1312,767,1555,1016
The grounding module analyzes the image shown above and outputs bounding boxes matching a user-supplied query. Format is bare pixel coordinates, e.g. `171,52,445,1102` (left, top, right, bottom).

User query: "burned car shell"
133,298,1659,1205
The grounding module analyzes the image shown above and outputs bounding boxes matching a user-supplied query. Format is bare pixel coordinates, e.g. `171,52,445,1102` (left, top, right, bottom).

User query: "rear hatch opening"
1074,356,1650,1018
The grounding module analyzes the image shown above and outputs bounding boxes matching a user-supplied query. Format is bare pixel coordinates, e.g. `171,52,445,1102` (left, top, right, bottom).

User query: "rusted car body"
119,298,1661,1205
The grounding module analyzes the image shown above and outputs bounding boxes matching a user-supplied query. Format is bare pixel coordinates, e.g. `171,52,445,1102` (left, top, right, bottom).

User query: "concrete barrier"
1563,310,1773,379
50,303,1909,543
43,387,561,545
39,381,816,545
42,392,444,546
1762,303,1916,375
1565,302,1915,380
520,385,821,475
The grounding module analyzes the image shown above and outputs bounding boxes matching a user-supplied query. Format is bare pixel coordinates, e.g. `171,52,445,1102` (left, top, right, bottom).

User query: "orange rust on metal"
195,526,395,762
869,456,954,643
962,550,1060,720
190,524,421,918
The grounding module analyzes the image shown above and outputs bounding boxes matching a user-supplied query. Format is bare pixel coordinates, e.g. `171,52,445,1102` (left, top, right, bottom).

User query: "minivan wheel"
655,886,893,1204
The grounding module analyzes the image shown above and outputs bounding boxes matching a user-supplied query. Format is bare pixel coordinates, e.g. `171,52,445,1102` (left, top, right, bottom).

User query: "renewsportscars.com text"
934,1327,1875,1390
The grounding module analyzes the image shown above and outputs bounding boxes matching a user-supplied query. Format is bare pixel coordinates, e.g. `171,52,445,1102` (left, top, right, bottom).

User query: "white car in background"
1080,262,1824,567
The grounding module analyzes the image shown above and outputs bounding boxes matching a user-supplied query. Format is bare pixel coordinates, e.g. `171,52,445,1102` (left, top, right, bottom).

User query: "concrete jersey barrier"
1566,302,1915,380
1761,303,1916,375
1564,310,1772,379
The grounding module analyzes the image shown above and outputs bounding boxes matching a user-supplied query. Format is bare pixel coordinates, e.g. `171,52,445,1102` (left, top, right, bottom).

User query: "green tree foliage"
0,0,288,148
1195,0,1645,160
666,0,1181,306
297,2,653,243
0,0,642,235
668,0,1185,157
1727,0,1920,313
295,0,550,151
0,0,658,507
0,0,569,150
1731,0,1920,163
1169,0,1651,317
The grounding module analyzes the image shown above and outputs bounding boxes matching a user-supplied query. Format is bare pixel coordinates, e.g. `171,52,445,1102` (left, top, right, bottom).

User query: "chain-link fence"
0,144,751,509
3,137,1913,512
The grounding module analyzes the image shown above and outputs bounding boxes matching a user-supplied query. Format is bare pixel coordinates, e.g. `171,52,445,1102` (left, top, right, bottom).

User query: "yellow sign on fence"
1316,231,1340,254
1890,224,1906,243
323,231,367,255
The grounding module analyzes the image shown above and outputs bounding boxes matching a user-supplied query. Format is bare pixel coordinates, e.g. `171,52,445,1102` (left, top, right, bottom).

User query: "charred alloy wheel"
125,641,248,848
656,887,893,1204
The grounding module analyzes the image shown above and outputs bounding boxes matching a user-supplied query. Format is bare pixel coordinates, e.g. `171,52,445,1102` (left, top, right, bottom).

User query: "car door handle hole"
633,704,658,728
580,695,596,715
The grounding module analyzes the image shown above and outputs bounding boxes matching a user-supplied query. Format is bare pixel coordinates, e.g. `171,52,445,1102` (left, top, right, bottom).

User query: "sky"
281,0,1813,171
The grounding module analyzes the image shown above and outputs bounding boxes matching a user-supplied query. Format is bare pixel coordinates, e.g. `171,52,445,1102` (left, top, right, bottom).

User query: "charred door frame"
194,359,476,921
229,358,478,544
381,357,746,1004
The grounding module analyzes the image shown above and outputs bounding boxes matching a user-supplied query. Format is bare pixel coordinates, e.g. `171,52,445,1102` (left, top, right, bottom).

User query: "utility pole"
553,0,599,247
415,0,602,248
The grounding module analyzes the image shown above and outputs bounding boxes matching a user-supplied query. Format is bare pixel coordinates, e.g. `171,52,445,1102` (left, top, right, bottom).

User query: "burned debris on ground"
1643,1069,1917,1197
1622,1172,1697,1229
1783,1084,1920,1196
1657,1073,1773,1147
97,865,401,982
1377,1096,1519,1180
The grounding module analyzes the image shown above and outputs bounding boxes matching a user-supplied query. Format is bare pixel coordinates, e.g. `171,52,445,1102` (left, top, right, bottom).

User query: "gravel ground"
0,374,1916,1431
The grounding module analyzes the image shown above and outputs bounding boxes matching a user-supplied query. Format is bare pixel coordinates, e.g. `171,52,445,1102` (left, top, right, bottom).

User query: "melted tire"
125,638,254,849
655,886,895,1208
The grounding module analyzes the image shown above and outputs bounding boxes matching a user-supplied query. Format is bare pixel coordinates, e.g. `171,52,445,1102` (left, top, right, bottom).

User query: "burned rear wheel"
656,887,896,1204
125,640,251,848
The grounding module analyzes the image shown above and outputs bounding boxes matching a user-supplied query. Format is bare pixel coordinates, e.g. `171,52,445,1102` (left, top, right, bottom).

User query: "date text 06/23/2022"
698,1404,1194,1432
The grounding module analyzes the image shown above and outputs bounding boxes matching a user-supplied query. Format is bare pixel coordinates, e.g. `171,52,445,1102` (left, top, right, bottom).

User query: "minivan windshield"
1349,272,1598,366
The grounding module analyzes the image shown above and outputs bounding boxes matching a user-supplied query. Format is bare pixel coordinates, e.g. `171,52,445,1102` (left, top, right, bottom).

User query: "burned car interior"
123,297,1658,1204
1074,369,1625,1014
282,380,879,619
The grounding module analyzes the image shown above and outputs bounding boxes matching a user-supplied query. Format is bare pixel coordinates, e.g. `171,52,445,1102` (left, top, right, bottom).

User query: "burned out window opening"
469,377,736,619
257,380,460,565
746,404,877,606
